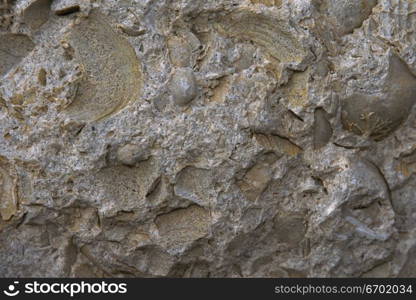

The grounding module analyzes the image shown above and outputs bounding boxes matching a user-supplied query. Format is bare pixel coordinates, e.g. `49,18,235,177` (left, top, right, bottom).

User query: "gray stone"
116,143,150,166
168,67,198,106
0,0,415,278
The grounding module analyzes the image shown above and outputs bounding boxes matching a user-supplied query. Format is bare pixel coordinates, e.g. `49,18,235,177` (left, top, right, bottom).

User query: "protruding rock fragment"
174,167,214,206
250,0,282,7
37,68,47,86
318,0,377,35
0,33,34,77
22,0,52,31
216,9,308,66
95,158,160,215
313,108,332,149
51,0,81,16
0,156,18,221
63,10,142,121
155,205,210,252
168,67,197,106
237,153,278,201
272,213,306,247
116,143,150,166
167,36,191,67
341,55,416,141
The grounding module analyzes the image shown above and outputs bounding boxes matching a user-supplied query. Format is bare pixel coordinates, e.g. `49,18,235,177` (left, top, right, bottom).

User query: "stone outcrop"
0,0,415,277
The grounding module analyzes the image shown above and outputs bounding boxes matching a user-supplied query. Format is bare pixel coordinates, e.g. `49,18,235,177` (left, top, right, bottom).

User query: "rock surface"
0,0,415,277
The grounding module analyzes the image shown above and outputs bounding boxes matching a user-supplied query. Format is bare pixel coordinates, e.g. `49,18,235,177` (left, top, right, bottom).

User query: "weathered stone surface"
63,9,142,121
0,0,415,278
21,0,52,31
155,205,210,253
168,67,198,106
0,156,18,220
116,143,150,166
319,0,378,35
313,108,332,149
341,54,416,141
0,33,34,77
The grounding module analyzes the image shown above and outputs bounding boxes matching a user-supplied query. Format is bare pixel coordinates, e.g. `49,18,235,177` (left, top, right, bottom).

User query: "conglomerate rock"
0,0,415,277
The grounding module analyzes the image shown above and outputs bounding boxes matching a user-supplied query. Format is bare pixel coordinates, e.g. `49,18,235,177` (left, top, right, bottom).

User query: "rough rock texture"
0,0,416,278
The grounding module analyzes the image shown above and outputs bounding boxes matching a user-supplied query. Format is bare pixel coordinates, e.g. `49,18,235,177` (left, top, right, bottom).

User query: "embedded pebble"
116,143,150,166
168,67,198,106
